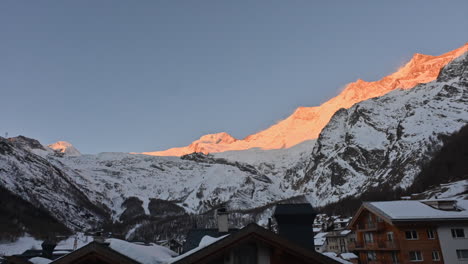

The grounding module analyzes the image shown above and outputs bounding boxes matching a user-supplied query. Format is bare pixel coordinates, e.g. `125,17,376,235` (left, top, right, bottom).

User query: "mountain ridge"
143,43,468,156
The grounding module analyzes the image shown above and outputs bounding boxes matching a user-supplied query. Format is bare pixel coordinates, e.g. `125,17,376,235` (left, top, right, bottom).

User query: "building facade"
437,224,468,264
348,199,468,264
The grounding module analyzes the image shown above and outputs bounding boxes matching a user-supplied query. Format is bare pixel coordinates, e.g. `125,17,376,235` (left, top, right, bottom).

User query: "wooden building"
348,199,468,264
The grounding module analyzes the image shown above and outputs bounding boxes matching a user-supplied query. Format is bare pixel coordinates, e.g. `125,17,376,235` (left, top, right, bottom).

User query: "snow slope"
299,51,468,206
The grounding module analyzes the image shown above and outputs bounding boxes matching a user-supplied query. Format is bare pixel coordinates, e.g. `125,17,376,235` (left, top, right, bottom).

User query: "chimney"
273,203,316,250
216,207,228,233
93,231,106,244
41,239,57,259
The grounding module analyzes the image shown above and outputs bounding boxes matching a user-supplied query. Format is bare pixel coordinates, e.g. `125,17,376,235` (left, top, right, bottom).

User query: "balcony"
356,222,385,231
377,241,399,250
348,240,399,251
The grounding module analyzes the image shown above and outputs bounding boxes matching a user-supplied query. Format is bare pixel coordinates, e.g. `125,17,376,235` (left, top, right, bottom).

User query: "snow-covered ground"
0,233,91,257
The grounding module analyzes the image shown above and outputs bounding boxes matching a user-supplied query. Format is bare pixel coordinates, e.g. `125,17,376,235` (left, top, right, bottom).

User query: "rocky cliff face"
0,137,109,231
146,43,468,156
297,52,468,206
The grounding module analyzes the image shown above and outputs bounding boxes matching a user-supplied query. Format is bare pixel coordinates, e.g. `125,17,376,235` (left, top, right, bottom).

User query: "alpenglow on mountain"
143,43,468,156
1,44,467,241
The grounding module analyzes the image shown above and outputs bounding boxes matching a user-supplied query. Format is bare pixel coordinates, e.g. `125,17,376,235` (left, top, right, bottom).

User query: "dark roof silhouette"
182,228,239,253
173,223,340,264
274,203,316,216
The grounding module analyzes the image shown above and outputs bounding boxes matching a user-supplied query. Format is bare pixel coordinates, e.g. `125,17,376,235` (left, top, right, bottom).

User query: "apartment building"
348,199,468,264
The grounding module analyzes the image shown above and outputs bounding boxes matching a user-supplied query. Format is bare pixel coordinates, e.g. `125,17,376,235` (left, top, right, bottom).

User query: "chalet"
348,199,468,264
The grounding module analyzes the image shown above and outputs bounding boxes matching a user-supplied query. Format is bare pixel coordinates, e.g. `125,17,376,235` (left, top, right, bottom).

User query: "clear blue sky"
1,1,467,154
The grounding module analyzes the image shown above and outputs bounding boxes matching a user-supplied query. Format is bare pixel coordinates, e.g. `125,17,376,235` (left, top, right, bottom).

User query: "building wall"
437,224,468,264
352,209,444,264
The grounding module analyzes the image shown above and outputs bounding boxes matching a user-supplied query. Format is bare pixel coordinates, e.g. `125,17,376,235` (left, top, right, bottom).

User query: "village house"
348,199,468,264
324,230,355,254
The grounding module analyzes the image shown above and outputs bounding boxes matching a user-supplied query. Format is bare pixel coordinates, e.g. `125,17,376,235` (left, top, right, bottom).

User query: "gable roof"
51,242,141,264
349,199,468,228
170,223,340,264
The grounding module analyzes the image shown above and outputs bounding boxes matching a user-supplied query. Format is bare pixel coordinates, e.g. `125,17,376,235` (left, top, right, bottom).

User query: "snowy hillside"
298,52,468,206
49,152,297,218
0,136,108,231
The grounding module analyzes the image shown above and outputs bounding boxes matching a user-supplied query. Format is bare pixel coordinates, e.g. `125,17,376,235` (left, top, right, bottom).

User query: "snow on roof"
340,230,352,235
313,227,322,232
322,252,352,264
314,232,328,238
313,232,328,247
368,200,468,220
107,238,177,264
314,237,326,247
29,257,52,264
166,235,228,264
340,252,358,260
334,218,350,223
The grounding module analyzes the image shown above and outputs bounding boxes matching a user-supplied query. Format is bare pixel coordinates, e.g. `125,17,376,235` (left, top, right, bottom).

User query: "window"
457,250,468,260
387,232,394,242
427,229,435,239
432,251,440,261
405,230,418,240
364,232,374,243
409,251,423,262
377,216,383,222
451,228,466,238
367,251,377,261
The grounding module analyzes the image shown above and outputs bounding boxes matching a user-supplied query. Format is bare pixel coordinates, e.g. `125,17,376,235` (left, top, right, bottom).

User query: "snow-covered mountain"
1,45,467,238
0,136,108,231
144,43,468,156
48,141,81,156
297,51,468,206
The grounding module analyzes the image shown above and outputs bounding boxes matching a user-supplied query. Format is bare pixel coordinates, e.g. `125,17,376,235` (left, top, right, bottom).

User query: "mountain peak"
48,141,81,156
198,132,237,144
142,43,468,156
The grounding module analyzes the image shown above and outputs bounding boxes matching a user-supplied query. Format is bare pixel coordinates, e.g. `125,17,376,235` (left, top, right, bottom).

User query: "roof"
325,230,352,238
171,223,340,264
182,228,238,253
274,203,316,216
51,242,140,264
367,200,468,221
340,253,358,260
314,232,328,247
349,199,468,227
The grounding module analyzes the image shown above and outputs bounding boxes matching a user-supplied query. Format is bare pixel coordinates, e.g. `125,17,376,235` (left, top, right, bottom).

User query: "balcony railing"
348,240,399,251
377,241,399,250
356,222,385,231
